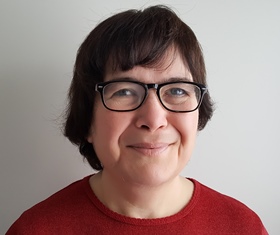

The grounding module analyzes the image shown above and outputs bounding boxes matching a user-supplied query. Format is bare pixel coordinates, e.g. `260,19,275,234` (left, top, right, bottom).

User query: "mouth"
127,143,170,156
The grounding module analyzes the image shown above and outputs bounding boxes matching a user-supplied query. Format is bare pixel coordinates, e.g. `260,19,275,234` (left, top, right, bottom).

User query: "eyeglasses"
95,80,207,112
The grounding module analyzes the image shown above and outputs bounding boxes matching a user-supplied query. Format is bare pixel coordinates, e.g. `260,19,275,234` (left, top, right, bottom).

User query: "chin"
125,165,181,187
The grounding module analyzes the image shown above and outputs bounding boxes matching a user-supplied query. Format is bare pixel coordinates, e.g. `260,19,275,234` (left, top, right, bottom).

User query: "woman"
7,5,268,234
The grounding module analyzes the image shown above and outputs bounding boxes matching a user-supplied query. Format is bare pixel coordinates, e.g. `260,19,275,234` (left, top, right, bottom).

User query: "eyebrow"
163,77,193,83
109,76,193,83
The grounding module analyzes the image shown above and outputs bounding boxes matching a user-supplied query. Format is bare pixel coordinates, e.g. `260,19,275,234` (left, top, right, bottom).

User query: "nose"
135,90,168,132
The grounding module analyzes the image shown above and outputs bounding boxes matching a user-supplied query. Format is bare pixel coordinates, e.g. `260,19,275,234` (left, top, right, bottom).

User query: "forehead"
104,50,193,83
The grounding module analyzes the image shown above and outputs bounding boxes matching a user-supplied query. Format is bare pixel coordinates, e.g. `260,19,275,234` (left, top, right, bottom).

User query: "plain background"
1,0,279,234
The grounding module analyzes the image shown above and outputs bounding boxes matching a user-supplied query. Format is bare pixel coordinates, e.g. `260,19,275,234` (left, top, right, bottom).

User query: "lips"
127,143,170,156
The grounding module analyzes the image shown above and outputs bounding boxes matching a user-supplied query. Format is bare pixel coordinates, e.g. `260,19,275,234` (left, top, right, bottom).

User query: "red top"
6,175,268,235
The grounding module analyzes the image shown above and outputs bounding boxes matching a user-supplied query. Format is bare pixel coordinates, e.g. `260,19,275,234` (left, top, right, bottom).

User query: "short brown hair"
64,5,214,170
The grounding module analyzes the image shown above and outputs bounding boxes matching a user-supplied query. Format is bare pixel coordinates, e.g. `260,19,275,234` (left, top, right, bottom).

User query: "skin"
87,49,199,219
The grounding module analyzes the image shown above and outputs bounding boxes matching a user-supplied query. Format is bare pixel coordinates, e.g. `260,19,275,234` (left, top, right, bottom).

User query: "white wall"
1,0,279,234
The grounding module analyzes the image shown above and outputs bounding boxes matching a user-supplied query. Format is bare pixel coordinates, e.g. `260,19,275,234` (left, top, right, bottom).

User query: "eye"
167,88,188,96
112,89,136,97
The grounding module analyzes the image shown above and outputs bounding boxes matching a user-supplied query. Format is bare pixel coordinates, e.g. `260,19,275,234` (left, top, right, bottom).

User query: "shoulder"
194,180,255,214
6,175,93,234
189,179,268,234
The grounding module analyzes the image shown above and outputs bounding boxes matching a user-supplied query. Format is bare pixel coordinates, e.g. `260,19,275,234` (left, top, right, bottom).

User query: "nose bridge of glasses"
143,83,161,100
141,83,163,109
145,83,161,98
146,83,159,90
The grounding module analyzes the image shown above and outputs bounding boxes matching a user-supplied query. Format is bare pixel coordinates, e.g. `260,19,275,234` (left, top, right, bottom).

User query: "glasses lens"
103,82,145,111
159,83,201,112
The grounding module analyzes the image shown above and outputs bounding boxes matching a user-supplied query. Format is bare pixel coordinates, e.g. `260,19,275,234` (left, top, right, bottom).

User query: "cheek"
90,105,132,161
176,112,199,147
90,115,119,165
92,112,119,147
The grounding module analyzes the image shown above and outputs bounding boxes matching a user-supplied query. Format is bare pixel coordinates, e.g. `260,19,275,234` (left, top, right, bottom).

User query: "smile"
127,143,170,156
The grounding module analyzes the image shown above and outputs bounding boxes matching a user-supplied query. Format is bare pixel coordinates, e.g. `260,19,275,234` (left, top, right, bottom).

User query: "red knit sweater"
6,176,268,235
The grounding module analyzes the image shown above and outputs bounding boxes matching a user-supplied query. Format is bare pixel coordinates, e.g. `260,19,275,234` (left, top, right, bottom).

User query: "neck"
89,171,194,219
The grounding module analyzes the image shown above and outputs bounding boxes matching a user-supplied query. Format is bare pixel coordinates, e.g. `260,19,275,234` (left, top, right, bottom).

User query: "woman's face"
87,52,199,187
